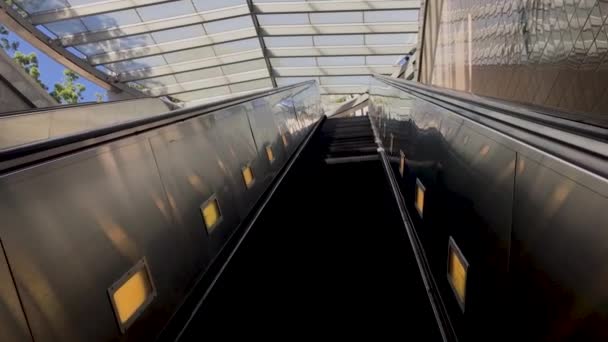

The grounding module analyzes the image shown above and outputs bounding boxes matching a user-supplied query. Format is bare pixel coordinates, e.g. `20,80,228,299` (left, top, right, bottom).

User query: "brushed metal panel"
149,114,243,261
0,137,190,341
0,243,32,341
370,84,516,339
510,156,608,341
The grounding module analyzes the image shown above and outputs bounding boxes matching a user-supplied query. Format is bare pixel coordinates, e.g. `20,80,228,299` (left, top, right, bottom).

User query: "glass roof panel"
230,78,273,93
204,16,253,34
366,55,402,65
12,0,421,103
320,76,372,85
136,75,179,89
365,33,417,45
68,0,103,5
136,1,196,22
175,67,224,83
264,36,313,48
270,57,316,67
14,0,68,13
212,38,260,55
309,12,363,24
364,10,419,23
151,25,206,44
105,55,168,73
80,9,141,31
317,56,365,66
192,0,246,11
163,46,216,64
257,14,310,25
45,19,88,36
76,34,155,55
314,35,364,46
222,59,268,74
174,86,231,102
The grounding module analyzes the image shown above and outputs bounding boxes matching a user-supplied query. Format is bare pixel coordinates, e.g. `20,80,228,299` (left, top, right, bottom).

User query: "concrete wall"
0,49,57,111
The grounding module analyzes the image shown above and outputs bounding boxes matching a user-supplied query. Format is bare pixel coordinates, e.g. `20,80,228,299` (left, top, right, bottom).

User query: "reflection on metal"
399,150,406,177
266,145,275,163
447,237,468,312
201,196,222,234
108,258,156,333
479,145,490,157
415,178,425,218
389,133,394,153
282,133,288,147
242,165,255,189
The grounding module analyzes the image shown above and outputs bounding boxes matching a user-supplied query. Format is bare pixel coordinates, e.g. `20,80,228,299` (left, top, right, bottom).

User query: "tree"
0,26,19,52
50,69,86,104
95,92,104,102
13,51,47,90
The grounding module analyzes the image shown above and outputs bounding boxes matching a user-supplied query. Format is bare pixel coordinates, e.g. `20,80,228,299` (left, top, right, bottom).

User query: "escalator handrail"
374,75,608,142
373,75,608,180
0,81,315,174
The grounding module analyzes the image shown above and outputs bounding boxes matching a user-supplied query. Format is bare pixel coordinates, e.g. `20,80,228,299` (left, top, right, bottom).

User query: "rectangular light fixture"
266,145,275,163
447,237,468,311
415,178,425,217
242,164,255,188
201,196,221,234
399,150,406,177
108,258,156,333
282,133,288,148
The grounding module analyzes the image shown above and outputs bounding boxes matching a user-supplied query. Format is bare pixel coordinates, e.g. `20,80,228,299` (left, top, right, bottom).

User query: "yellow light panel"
266,145,275,162
399,150,406,177
282,133,288,147
415,180,425,217
448,241,468,309
242,165,254,188
202,198,220,232
112,267,153,325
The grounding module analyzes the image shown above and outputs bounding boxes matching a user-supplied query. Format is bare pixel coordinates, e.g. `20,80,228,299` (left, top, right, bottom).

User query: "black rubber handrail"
0,81,315,173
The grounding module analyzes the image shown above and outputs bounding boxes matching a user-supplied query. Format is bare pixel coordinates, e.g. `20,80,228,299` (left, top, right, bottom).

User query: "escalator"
176,116,443,340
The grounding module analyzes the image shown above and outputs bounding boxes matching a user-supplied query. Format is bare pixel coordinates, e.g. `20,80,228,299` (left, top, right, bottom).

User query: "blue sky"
5,30,107,102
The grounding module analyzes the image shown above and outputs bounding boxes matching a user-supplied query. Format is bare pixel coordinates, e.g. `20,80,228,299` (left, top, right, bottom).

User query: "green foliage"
50,69,86,104
13,50,47,90
94,92,104,102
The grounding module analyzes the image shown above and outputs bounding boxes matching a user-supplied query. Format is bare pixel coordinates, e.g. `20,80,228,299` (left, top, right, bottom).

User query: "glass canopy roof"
10,0,419,106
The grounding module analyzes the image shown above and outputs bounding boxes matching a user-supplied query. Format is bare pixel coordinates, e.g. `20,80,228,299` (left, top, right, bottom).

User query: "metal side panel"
198,103,269,219
0,137,189,341
0,243,32,341
269,92,299,156
369,83,516,339
509,156,608,341
246,97,284,180
148,114,243,262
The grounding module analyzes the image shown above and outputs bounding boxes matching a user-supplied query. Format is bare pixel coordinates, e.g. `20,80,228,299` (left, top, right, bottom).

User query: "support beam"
59,5,251,46
254,0,420,13
172,78,273,101
274,65,396,77
30,0,180,25
140,69,270,96
118,50,265,82
246,0,277,88
0,3,140,96
89,28,257,65
260,22,417,36
268,44,414,57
